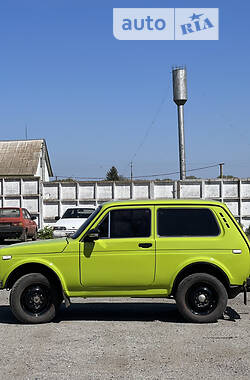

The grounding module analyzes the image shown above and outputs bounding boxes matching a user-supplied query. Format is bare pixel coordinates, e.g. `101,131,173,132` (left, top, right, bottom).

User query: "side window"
22,209,28,219
98,214,109,238
98,208,151,239
26,210,31,220
157,208,220,237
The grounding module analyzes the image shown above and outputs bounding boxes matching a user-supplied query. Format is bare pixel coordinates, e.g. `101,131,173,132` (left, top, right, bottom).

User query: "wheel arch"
5,263,64,297
171,262,230,297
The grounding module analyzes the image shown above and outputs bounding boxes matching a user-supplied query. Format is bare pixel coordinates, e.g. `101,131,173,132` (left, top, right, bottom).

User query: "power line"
131,163,221,179
55,163,222,181
130,93,168,163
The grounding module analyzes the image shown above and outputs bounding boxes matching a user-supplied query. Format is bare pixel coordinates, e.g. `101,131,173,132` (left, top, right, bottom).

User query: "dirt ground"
0,290,249,380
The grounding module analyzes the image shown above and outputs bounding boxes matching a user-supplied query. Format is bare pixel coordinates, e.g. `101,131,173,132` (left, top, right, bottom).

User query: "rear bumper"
0,226,23,239
247,277,250,291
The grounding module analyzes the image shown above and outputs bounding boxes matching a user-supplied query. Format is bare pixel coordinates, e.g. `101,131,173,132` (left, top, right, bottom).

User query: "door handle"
139,243,152,248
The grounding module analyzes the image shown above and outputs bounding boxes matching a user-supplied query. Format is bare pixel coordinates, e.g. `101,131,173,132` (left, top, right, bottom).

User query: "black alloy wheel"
10,273,61,324
186,283,218,316
20,284,51,316
175,273,228,323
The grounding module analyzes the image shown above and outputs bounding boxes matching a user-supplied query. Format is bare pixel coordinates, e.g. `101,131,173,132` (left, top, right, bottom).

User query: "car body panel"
79,206,156,288
154,205,250,287
0,199,249,298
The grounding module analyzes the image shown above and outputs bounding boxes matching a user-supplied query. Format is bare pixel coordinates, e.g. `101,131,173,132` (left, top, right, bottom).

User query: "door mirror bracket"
84,228,100,242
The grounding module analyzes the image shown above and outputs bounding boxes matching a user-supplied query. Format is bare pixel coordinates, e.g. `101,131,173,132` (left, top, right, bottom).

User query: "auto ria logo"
113,8,219,40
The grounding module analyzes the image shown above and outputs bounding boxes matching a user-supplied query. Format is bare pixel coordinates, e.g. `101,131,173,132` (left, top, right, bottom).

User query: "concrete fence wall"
1,178,250,230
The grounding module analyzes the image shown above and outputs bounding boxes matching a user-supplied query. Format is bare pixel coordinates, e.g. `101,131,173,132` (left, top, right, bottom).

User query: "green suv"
0,199,249,324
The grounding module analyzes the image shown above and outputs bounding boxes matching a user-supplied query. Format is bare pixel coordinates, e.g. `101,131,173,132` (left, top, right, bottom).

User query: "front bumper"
53,229,76,238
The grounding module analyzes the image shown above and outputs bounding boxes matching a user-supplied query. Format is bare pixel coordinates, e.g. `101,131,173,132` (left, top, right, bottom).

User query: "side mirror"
84,228,99,242
55,216,60,221
30,215,37,221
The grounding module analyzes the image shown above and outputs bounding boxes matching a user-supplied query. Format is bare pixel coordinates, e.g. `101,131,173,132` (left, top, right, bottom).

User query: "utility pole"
172,67,188,180
219,163,224,179
130,161,133,182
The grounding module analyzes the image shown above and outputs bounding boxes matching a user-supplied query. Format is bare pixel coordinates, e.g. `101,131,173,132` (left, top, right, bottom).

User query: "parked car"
53,206,96,238
0,199,250,324
0,207,37,242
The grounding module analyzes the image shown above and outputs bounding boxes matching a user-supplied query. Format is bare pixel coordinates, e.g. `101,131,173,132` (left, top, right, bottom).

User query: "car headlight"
53,226,66,231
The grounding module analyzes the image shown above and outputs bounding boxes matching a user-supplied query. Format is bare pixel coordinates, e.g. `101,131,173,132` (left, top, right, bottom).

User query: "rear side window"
22,209,31,219
157,208,220,237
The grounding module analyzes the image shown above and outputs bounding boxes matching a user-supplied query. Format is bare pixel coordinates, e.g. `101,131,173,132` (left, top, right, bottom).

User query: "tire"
32,230,38,241
20,230,27,242
175,273,228,323
10,273,61,324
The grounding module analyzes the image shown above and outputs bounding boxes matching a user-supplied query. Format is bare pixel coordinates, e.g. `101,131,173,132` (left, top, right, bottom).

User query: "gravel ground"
0,290,249,380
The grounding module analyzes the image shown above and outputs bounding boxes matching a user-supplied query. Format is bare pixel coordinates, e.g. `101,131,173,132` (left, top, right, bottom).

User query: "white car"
53,206,96,238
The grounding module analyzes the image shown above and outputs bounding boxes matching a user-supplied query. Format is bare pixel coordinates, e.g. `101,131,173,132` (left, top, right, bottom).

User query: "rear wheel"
32,230,38,241
20,230,27,242
175,273,228,323
10,273,61,324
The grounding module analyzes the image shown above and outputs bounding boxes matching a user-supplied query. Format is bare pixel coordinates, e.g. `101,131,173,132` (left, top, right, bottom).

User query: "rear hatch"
0,216,22,228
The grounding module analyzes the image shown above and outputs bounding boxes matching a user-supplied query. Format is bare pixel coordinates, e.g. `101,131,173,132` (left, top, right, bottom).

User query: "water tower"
172,67,188,180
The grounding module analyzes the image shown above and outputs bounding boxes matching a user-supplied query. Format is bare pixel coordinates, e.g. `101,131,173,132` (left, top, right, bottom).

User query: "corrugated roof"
0,139,53,177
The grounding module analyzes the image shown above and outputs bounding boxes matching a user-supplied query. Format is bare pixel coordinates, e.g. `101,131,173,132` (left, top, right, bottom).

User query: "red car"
0,207,38,242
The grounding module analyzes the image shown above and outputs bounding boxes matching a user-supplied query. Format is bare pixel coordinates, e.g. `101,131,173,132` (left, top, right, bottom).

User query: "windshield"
62,208,95,219
71,205,102,239
0,208,20,218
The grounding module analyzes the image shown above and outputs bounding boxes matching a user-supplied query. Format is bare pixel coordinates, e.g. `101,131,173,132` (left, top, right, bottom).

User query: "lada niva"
0,199,249,324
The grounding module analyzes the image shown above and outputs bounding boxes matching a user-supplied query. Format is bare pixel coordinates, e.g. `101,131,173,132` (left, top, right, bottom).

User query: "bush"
38,226,54,240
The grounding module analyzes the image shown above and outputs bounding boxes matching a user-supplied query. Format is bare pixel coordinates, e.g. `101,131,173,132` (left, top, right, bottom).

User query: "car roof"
64,206,96,209
0,207,21,209
101,199,225,208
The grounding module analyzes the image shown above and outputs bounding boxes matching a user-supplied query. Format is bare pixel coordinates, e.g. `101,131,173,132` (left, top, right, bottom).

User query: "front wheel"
175,273,228,323
10,273,61,324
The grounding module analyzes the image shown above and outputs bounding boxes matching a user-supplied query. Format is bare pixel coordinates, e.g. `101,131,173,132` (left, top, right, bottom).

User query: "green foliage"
106,166,120,181
51,178,76,182
38,226,54,240
217,175,238,179
118,175,129,182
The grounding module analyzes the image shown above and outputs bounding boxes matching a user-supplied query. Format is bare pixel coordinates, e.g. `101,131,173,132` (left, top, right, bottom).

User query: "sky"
0,0,249,180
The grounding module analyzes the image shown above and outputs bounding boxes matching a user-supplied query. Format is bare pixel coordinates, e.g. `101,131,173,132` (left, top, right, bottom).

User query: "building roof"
0,139,53,177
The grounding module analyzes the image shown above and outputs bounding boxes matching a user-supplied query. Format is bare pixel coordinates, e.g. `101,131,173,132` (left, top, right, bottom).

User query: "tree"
217,175,238,179
106,166,120,181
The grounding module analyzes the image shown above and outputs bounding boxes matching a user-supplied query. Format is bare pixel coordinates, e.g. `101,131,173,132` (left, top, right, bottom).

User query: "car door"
80,206,155,288
22,209,35,235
